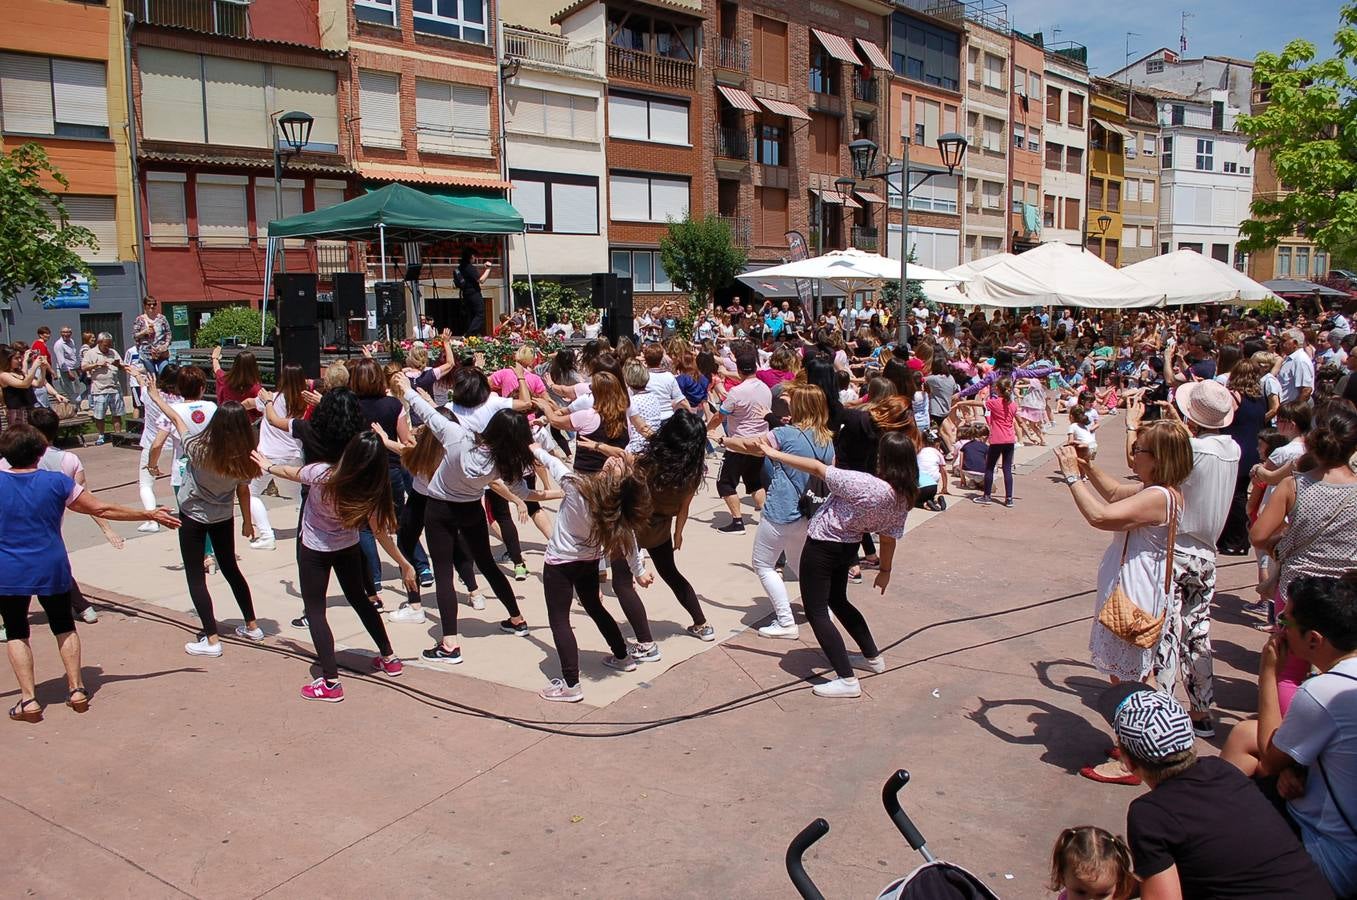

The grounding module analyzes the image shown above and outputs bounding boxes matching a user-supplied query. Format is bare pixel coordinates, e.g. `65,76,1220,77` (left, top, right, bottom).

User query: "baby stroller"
786,770,1000,899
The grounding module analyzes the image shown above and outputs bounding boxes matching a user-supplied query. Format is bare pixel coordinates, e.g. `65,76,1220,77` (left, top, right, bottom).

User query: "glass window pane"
633,252,653,291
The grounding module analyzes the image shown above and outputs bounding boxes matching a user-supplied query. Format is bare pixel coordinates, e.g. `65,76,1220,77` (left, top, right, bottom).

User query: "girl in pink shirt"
955,376,1018,507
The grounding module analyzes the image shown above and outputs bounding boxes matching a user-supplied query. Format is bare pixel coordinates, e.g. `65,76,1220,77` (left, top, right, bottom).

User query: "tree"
193,306,275,348
878,246,934,314
0,143,97,316
659,215,748,321
1236,3,1357,261
511,279,592,328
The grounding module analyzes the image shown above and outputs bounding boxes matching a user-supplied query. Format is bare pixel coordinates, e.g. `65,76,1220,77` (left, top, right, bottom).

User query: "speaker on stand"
374,280,406,350
274,273,321,377
334,272,366,357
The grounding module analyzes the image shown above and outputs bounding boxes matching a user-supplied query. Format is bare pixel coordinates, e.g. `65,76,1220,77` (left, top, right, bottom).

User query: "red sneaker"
301,677,344,702
372,655,403,678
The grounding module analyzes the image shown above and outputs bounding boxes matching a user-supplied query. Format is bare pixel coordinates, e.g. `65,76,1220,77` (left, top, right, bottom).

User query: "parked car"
1327,268,1357,288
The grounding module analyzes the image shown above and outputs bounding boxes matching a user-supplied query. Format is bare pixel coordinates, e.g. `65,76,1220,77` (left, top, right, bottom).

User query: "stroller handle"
785,818,830,900
882,770,930,856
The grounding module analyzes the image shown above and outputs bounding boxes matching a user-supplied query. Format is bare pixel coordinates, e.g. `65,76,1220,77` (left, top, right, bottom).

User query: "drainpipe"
123,9,149,302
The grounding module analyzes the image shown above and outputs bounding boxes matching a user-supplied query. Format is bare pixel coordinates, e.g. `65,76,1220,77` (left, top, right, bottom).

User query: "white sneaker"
80,606,99,624
138,521,160,533
849,653,886,674
539,679,584,703
602,653,637,673
467,591,485,610
234,624,264,642
248,536,277,551
185,637,222,657
388,604,427,624
758,622,799,640
812,676,861,698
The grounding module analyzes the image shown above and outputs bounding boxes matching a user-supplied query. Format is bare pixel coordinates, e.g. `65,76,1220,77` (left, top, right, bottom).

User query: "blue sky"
1001,0,1344,76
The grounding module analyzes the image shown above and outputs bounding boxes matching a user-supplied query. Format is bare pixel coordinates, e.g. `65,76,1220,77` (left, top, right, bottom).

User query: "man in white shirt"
640,343,681,421
414,316,436,341
1319,332,1348,369
1278,328,1315,404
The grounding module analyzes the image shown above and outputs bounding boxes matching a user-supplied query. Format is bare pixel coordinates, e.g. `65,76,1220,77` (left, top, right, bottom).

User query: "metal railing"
607,45,696,89
897,0,965,22
503,25,596,75
851,226,879,252
715,123,749,160
853,73,878,103
136,0,249,37
718,216,751,247
715,35,750,72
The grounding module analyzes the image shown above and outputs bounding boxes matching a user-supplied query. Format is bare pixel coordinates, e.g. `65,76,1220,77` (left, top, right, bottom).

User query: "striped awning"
811,29,862,65
716,84,759,113
1092,117,1134,140
855,38,892,70
755,96,811,121
854,189,886,205
814,188,861,209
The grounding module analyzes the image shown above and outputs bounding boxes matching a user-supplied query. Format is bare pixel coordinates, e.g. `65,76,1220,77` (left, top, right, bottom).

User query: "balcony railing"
715,123,749,160
851,226,879,252
853,73,878,103
607,45,695,89
718,216,751,247
503,25,597,75
136,0,249,37
715,35,750,72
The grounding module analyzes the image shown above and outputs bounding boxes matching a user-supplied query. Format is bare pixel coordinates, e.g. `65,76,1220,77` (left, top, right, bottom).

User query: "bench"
57,414,93,447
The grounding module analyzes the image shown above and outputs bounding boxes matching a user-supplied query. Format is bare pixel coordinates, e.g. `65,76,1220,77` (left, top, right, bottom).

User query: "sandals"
9,698,42,723
67,687,90,713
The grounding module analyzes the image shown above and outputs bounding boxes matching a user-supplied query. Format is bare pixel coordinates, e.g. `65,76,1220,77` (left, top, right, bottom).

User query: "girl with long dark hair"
534,371,632,474
756,430,919,698
210,346,262,421
254,432,414,702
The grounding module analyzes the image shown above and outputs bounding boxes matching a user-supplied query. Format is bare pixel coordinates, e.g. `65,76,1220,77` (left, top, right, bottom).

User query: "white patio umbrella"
1121,249,1275,305
736,247,965,297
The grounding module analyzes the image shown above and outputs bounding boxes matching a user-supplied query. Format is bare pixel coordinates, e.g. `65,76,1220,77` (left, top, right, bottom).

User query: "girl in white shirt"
1066,405,1098,459
246,363,308,550
136,363,180,532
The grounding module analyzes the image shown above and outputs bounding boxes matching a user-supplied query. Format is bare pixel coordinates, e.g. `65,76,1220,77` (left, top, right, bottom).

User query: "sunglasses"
1131,445,1154,457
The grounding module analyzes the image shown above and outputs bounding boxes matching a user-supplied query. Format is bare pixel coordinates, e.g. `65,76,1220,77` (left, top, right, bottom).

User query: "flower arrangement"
382,329,563,370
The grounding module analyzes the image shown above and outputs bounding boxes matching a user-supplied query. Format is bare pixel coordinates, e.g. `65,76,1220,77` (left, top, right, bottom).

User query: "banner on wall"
42,273,91,310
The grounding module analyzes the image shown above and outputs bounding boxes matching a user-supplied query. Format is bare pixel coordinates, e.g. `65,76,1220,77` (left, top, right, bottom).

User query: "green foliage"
659,215,748,310
878,246,933,313
1236,3,1357,260
512,279,593,328
1254,295,1289,318
193,306,275,348
0,143,97,307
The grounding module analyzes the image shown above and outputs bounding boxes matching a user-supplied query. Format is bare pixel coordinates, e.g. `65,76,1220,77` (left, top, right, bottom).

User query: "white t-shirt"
1067,423,1097,450
451,393,514,434
257,393,303,461
917,446,943,487
1262,437,1306,506
1176,433,1240,559
642,370,682,419
1272,658,1357,897
164,400,217,486
140,392,180,449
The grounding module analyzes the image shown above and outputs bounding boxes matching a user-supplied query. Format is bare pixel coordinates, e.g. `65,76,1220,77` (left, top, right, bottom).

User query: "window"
1043,194,1056,228
1089,177,1103,209
1241,165,1251,175
1126,131,1139,157
899,173,957,213
254,177,303,239
312,180,347,211
887,224,959,269
898,93,912,140
1012,181,1025,213
1141,180,1153,205
1212,100,1225,131
354,0,396,26
1045,141,1063,171
982,180,1003,210
146,173,188,246
51,196,117,263
890,12,960,90
1013,66,1027,96
1223,161,1237,174
809,42,839,95
1277,246,1291,276
511,170,599,234
1170,104,1185,126
610,249,631,280
809,113,840,173
914,97,940,146
359,71,402,148
1141,226,1155,248
412,0,486,43
1028,126,1040,152
757,120,786,166
1103,239,1119,266
1029,72,1040,97
984,53,1004,90
415,79,491,154
608,92,688,145
1013,122,1025,149
754,186,789,246
1315,250,1328,276
609,173,688,222
1161,136,1173,168
1064,197,1079,231
982,116,1002,153
609,250,673,293
1107,180,1121,212
1123,178,1136,204
0,53,109,138
752,15,789,85
967,46,980,84
1046,85,1061,123
195,174,249,246
506,86,597,142
1146,59,1164,74
1066,146,1083,174
1296,246,1310,277
1195,138,1213,171
1142,134,1155,155
1066,93,1083,128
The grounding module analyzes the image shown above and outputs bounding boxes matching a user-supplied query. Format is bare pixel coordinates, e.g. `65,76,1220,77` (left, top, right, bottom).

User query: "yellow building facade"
1086,87,1128,265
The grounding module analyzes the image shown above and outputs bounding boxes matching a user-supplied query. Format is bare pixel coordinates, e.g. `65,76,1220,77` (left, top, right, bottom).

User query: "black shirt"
835,407,880,474
290,418,341,466
357,395,403,466
457,262,482,300
1127,757,1334,899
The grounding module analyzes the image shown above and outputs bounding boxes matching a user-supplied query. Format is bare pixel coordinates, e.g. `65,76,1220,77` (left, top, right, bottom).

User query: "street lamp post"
849,132,967,344
1083,213,1113,255
272,110,314,274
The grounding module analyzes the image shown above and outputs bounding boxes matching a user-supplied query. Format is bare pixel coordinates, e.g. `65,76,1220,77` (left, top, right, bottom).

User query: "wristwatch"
1064,473,1081,486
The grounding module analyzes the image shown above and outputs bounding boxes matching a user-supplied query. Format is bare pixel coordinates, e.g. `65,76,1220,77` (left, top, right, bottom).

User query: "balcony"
853,73,878,104
851,226,879,253
607,45,695,89
718,216,751,248
715,124,749,160
136,0,249,37
715,35,750,73
503,25,597,76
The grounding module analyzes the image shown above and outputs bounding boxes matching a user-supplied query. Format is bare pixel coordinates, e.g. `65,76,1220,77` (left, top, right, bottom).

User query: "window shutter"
312,179,346,211
512,178,547,228
571,95,597,141
195,175,249,246
204,57,268,148
271,66,337,148
551,182,597,234
649,99,689,145
254,177,303,244
450,84,490,150
608,94,648,140
0,53,55,134
51,58,108,129
358,71,401,148
138,48,204,142
146,173,187,245
506,86,545,134
609,174,650,221
60,196,118,263
415,78,453,153
650,177,688,221
544,91,573,138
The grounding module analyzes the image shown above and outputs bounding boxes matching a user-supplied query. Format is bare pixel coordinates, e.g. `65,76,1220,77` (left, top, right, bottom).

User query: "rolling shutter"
146,173,188,245
551,182,597,234
254,177,303,244
609,174,650,221
195,174,249,246
544,91,574,139
359,71,402,148
608,94,648,140
505,85,545,134
138,48,204,142
60,196,118,263
272,66,337,148
51,58,108,129
512,178,547,229
648,99,688,145
0,53,55,134
415,79,453,153
570,95,597,141
451,84,490,150
312,180,346,210
204,57,267,148
649,177,688,221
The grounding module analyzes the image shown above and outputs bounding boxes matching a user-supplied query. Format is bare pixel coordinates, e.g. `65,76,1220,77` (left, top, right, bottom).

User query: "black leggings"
180,514,255,638
1217,467,1252,554
799,538,880,678
982,441,1016,499
400,488,478,597
423,496,521,639
915,484,938,508
612,538,704,629
545,559,627,687
484,485,541,567
0,592,75,641
298,543,393,680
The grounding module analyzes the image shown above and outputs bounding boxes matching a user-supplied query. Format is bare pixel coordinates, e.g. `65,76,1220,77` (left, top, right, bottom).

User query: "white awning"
716,84,759,113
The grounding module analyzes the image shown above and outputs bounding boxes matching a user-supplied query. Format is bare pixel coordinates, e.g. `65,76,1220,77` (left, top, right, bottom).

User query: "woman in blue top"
1,425,179,722
723,383,834,640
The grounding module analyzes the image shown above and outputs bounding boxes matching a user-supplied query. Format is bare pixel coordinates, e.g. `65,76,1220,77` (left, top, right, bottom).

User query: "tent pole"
379,223,388,281
521,232,537,329
261,237,276,344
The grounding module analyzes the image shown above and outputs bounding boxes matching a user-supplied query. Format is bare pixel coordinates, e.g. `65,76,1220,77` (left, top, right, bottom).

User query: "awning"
811,29,862,65
1091,117,1134,140
854,189,886,205
361,166,512,190
814,188,860,209
716,84,759,113
855,38,892,70
755,96,811,121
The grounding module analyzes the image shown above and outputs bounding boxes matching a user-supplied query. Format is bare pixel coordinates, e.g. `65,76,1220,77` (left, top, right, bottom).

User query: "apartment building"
1007,29,1044,251
1114,49,1254,116
499,0,609,294
2,0,141,347
1086,86,1127,266
1031,35,1089,248
961,12,1010,262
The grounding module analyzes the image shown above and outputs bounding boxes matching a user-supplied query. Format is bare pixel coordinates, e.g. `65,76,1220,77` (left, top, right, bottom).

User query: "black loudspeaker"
605,276,634,344
315,294,335,322
334,272,366,320
374,280,405,328
591,271,614,309
275,273,317,328
275,325,320,378
403,262,423,283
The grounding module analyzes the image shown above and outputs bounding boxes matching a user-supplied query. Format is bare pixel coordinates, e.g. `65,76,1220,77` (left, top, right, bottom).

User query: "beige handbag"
1097,492,1178,650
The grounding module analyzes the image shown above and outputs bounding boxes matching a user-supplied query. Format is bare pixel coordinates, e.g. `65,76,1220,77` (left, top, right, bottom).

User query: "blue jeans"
359,464,429,592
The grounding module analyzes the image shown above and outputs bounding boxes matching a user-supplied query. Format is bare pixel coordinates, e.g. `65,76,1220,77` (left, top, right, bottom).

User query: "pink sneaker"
300,677,344,702
372,655,403,678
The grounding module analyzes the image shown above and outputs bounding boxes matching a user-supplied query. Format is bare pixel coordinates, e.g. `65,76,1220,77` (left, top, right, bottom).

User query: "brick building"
1033,35,1089,248
1006,28,1044,251
960,10,1010,262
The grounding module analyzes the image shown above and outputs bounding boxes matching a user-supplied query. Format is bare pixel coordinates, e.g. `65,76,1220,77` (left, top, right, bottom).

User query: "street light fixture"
277,111,314,155
273,110,314,274
849,138,878,182
1083,213,1114,253
1096,214,1113,233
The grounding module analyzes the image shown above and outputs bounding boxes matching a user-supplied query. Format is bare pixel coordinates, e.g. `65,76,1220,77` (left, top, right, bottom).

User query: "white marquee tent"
1121,249,1275,306
923,242,1163,309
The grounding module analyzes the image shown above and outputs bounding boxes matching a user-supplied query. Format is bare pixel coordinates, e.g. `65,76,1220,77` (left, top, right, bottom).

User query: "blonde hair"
406,346,429,368
783,382,832,444
1138,419,1193,487
514,345,536,368
623,358,650,391
322,361,349,391
1048,827,1135,899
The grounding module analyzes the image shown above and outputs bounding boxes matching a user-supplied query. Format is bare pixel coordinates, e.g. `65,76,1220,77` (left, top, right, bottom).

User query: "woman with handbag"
1051,420,1194,785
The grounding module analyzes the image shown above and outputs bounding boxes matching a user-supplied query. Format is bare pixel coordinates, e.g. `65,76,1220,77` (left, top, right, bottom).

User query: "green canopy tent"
261,183,528,338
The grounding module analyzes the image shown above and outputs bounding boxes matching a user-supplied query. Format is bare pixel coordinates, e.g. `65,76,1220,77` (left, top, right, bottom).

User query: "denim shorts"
90,392,126,420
